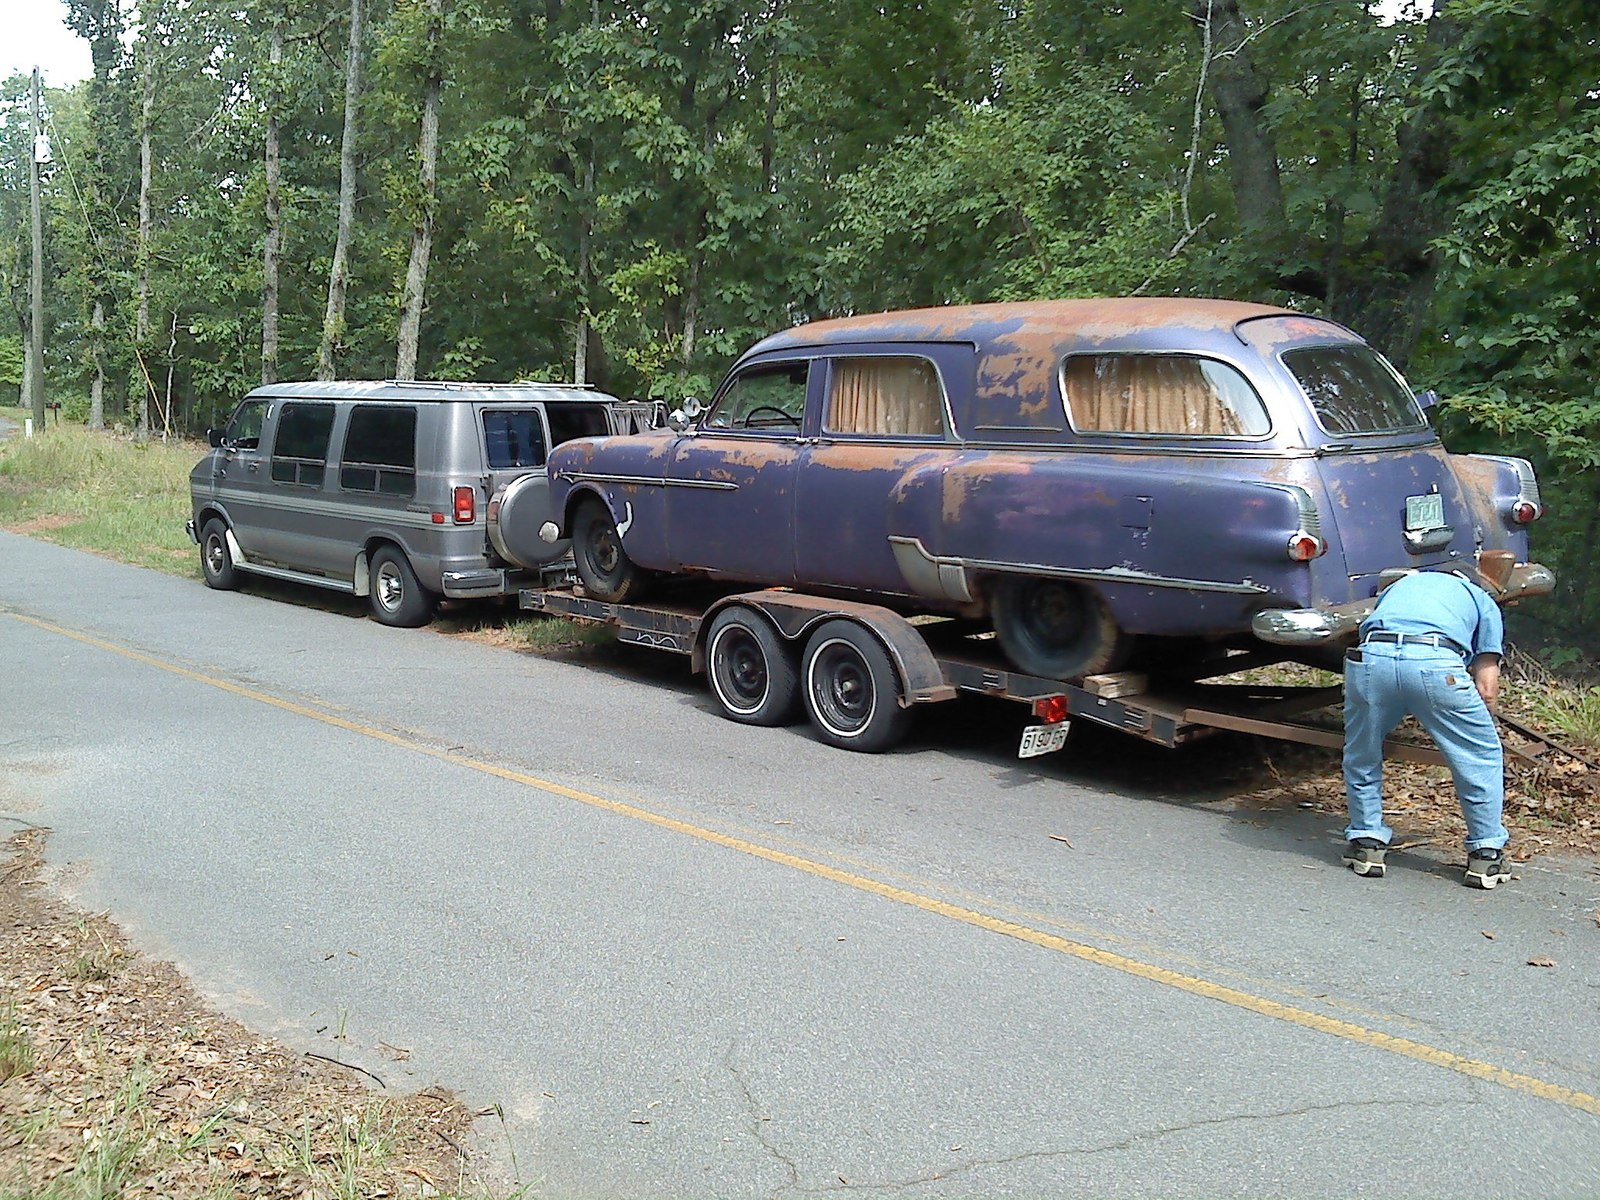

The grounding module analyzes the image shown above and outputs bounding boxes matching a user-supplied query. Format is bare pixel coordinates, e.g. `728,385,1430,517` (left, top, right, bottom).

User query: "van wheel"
990,577,1128,680
801,620,913,753
369,546,437,628
705,607,801,726
200,519,241,590
572,498,648,602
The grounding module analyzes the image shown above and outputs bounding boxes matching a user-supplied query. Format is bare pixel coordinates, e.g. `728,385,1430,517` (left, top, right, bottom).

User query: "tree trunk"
1192,0,1283,231
262,21,283,385
89,301,106,429
134,48,156,437
318,0,365,381
395,0,444,381
573,151,593,384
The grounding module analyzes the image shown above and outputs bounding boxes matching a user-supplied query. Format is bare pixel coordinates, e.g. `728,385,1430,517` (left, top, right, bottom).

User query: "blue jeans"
1342,641,1508,851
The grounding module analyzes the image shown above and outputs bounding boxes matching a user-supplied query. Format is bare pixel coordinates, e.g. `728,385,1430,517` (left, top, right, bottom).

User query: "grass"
0,406,200,579
0,1003,32,1085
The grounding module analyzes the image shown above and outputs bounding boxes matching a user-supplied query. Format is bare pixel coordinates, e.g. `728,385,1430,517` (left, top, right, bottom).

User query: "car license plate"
1405,493,1445,531
1018,722,1069,758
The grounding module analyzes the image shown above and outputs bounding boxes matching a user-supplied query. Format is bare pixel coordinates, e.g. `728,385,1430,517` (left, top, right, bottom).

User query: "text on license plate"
1018,722,1070,759
1405,493,1445,531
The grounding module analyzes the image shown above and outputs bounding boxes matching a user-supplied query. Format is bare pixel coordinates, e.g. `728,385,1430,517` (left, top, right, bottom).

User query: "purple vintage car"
539,299,1552,679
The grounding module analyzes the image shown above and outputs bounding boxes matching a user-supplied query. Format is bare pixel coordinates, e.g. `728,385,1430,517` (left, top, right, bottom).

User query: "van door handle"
246,461,259,473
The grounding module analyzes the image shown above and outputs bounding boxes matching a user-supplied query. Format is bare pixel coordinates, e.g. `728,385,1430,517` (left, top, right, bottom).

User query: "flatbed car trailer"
519,584,1456,766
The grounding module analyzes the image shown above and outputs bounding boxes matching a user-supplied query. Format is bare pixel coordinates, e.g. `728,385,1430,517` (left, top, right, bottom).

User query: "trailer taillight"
453,486,476,524
1032,695,1070,724
1287,532,1326,562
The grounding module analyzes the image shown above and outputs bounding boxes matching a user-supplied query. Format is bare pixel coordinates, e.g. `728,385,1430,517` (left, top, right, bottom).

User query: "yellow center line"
10,609,1600,1119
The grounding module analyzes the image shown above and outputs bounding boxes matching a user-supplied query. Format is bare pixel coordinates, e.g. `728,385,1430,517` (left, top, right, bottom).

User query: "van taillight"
453,486,476,524
1287,532,1326,562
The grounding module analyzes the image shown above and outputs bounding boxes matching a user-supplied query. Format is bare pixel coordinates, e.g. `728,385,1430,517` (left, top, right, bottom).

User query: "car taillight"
453,486,476,524
1287,532,1326,562
1032,695,1070,724
1511,500,1540,524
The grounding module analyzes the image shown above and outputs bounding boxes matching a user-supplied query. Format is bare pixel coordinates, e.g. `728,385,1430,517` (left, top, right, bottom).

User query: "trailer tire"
990,577,1128,680
801,620,913,753
572,498,649,602
705,607,802,726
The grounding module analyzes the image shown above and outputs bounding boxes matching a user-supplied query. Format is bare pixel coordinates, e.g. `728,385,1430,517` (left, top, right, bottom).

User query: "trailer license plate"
1019,722,1069,758
1405,493,1445,530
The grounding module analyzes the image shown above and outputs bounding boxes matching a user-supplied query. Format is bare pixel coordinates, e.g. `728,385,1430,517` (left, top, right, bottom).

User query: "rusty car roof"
747,298,1351,357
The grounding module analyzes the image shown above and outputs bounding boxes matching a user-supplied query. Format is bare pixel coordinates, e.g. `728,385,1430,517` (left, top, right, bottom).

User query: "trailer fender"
693,590,957,707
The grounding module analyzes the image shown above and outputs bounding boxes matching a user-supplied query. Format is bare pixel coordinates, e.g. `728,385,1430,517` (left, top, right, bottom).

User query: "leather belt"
1362,630,1469,658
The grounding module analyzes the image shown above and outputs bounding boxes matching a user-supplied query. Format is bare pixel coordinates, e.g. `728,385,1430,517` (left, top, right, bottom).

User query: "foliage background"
2,0,1595,647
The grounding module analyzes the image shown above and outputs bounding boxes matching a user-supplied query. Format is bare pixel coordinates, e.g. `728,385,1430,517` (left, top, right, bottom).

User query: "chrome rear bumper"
1252,562,1556,646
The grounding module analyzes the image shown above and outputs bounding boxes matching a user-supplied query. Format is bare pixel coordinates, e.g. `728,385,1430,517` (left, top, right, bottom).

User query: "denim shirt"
1359,571,1504,659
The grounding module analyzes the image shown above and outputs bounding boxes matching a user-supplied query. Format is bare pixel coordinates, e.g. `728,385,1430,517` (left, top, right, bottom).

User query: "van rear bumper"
441,567,521,598
1252,561,1556,646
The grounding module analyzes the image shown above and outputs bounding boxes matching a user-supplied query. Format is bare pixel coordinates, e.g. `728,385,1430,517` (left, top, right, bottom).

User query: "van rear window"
546,403,611,446
341,406,417,496
1284,346,1426,435
483,410,547,469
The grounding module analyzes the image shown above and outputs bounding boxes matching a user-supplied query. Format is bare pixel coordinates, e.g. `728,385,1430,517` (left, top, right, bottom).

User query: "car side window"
824,356,946,438
270,402,336,486
706,362,808,435
1063,354,1270,437
483,409,548,469
226,400,269,450
341,405,418,496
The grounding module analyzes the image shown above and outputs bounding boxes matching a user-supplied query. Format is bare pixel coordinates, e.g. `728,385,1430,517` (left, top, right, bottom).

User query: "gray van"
187,380,650,626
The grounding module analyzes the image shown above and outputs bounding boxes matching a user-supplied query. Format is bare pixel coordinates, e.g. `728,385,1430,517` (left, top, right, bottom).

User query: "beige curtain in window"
1065,356,1245,435
828,358,944,436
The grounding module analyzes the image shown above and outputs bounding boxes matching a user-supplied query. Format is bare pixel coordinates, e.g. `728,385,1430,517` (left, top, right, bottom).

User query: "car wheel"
200,518,241,590
705,606,801,726
990,577,1129,680
801,619,913,753
572,498,649,602
369,546,437,628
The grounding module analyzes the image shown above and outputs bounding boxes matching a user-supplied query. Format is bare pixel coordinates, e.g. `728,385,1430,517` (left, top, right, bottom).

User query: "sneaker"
1342,837,1387,878
1465,847,1512,890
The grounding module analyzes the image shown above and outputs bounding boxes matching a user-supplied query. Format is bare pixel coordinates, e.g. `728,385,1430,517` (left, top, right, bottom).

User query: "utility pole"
28,66,46,426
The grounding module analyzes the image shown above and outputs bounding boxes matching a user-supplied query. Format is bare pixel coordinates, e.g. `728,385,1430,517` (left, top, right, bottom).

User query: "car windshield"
1284,345,1426,435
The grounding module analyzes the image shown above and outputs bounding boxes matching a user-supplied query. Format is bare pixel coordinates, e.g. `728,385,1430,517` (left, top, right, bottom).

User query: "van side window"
341,406,418,496
483,409,548,469
545,403,611,446
1063,354,1270,437
270,403,335,485
825,356,945,438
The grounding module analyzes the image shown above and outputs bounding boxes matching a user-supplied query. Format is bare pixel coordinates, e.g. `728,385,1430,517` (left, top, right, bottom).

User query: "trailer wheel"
200,518,241,591
572,498,649,602
705,607,801,726
990,577,1128,680
801,620,913,753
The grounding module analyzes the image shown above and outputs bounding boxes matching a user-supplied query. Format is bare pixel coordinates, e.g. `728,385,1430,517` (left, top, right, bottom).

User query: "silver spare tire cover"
488,474,567,568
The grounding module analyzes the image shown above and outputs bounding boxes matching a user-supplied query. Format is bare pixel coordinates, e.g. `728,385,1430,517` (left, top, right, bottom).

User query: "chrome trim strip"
887,536,1269,596
558,470,739,491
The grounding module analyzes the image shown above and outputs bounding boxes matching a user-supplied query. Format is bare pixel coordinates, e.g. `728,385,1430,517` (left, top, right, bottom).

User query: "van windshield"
1284,345,1426,435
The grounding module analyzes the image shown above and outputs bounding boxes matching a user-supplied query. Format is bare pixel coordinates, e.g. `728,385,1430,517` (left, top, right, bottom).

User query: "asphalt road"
3,530,1598,1198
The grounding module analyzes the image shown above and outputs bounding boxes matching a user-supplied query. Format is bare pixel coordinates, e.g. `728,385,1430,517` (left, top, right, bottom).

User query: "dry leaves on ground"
0,829,491,1199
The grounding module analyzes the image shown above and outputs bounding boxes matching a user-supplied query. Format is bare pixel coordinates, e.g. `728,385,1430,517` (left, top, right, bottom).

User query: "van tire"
200,518,241,591
801,619,913,753
705,607,802,726
990,577,1128,680
572,498,649,602
369,546,437,628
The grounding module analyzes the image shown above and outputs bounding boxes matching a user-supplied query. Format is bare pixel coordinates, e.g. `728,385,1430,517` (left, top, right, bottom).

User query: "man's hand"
1469,655,1502,710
